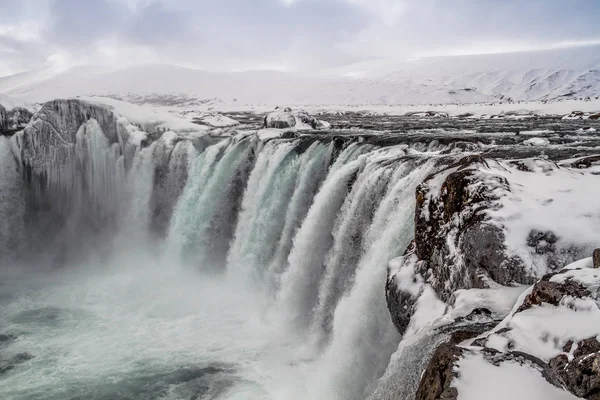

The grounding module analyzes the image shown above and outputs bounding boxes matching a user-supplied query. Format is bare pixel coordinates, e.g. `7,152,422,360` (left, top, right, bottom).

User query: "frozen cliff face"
386,153,600,335
13,99,131,175
8,98,209,264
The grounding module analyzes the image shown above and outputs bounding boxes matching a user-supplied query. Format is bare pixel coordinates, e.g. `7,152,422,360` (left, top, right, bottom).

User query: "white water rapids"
0,133,443,400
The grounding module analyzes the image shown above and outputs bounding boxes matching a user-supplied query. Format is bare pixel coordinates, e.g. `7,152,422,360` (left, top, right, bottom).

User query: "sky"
1,0,600,77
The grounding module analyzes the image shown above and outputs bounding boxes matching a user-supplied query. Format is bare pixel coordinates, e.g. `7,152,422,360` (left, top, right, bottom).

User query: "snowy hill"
1,45,600,107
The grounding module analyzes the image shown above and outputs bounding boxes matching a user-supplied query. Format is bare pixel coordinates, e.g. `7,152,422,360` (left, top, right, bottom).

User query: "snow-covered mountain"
1,45,600,106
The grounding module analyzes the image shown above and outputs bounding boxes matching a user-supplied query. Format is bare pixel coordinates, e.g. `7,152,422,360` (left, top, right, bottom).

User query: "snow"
561,257,594,271
198,113,240,128
80,96,210,138
388,255,424,298
1,45,600,110
482,160,600,277
474,261,600,362
523,137,551,146
0,93,33,111
450,286,528,320
405,286,447,336
551,265,600,289
487,300,600,360
256,128,293,141
454,352,579,400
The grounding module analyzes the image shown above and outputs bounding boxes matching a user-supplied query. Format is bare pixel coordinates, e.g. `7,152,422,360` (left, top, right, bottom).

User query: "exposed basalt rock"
416,343,568,400
386,155,536,335
416,326,492,400
550,337,600,399
413,154,532,300
7,107,33,131
516,276,590,313
569,155,600,169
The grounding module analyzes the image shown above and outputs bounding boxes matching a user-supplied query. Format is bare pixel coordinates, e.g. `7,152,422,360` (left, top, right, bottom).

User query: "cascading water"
0,136,25,264
306,155,441,400
167,137,254,270
0,110,450,400
227,140,300,280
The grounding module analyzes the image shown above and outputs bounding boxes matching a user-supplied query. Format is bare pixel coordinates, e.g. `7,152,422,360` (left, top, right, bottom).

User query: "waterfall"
161,139,445,399
266,141,334,290
227,140,299,279
305,154,441,400
308,154,395,346
0,137,25,264
4,113,455,399
276,153,365,332
167,137,254,270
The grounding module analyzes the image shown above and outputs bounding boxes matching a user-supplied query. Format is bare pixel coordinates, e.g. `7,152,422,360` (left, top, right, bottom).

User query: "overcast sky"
1,0,600,77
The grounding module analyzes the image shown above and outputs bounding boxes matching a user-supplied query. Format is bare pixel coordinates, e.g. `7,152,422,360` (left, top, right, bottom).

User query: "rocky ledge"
385,153,600,399
416,263,600,399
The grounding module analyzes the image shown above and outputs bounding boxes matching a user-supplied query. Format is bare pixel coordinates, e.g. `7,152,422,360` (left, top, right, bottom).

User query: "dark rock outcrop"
516,275,590,312
594,249,600,268
413,155,532,301
386,155,537,336
415,326,491,400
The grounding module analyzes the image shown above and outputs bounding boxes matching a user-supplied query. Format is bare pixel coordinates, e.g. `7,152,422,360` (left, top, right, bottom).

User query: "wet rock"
8,107,33,130
0,334,16,343
416,342,462,400
415,325,495,400
413,155,532,302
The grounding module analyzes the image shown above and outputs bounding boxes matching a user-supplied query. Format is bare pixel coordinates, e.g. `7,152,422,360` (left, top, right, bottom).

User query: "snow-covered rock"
195,113,240,128
387,154,600,335
523,137,551,146
412,260,600,400
263,107,330,130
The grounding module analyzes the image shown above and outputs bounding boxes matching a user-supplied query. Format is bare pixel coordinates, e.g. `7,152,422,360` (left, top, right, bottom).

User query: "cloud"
1,0,600,76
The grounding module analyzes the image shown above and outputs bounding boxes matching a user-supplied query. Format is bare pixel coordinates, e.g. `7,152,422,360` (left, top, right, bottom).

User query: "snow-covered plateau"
1,47,600,400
